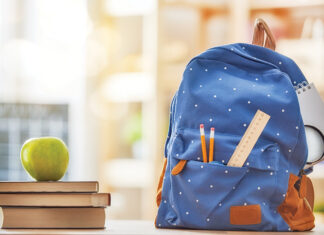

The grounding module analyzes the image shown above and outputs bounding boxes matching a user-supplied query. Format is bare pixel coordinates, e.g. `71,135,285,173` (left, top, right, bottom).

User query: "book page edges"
0,207,3,228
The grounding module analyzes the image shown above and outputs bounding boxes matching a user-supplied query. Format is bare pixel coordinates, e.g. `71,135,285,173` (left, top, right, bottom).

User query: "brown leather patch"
230,204,261,225
171,160,187,175
277,174,315,231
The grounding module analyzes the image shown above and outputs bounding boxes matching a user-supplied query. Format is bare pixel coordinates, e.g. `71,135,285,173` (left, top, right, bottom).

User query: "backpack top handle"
252,18,276,51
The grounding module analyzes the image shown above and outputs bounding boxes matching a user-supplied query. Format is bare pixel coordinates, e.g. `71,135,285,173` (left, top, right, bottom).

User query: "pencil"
209,127,215,162
200,124,208,163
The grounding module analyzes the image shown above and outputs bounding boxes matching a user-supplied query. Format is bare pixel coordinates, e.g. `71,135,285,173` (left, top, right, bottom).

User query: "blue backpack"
155,19,315,231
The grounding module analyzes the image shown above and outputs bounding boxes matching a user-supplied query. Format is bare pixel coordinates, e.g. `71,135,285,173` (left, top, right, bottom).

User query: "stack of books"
0,181,110,229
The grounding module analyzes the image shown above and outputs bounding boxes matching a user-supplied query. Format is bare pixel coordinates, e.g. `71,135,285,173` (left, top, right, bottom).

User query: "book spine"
1,207,106,229
0,193,110,207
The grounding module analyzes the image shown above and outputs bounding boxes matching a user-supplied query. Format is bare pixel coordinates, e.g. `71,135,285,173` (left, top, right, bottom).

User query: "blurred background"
1,0,324,221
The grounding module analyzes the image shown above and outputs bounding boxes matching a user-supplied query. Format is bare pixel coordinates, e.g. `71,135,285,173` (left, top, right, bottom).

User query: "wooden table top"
0,220,322,235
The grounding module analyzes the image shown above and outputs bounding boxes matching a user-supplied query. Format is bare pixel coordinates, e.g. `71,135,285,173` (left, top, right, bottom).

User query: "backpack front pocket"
160,128,281,230
165,160,247,229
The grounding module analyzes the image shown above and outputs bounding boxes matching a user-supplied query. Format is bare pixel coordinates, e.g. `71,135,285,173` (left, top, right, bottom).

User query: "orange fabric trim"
156,158,167,207
277,174,315,231
299,175,315,210
230,204,261,225
171,160,187,175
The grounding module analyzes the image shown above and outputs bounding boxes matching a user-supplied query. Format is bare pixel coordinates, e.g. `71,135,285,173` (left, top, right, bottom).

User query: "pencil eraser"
200,124,204,129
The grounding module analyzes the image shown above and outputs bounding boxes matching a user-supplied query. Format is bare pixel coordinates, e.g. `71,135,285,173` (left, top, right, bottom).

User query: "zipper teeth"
219,46,279,69
204,43,279,68
294,81,309,90
185,43,277,71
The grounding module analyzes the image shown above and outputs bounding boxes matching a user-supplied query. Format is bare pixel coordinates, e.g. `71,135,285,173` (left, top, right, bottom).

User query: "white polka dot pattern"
156,43,309,231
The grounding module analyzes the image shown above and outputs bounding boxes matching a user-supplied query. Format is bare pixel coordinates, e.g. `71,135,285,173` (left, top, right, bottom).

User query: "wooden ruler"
227,110,270,167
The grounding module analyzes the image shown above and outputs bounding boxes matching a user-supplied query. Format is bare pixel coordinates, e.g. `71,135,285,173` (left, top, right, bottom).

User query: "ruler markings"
227,110,270,167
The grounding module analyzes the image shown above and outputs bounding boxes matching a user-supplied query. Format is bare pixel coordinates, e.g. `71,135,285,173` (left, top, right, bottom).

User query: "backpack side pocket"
166,161,248,229
277,174,315,231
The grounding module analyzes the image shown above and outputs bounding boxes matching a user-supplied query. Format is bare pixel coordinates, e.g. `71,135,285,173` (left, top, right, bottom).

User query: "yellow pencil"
209,127,215,162
200,124,208,163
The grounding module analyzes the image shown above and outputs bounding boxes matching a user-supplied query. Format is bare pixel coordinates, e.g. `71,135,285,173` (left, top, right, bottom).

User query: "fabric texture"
155,43,312,231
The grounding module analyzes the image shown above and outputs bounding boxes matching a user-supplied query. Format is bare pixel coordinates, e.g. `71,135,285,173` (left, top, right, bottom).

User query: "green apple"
21,137,69,181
